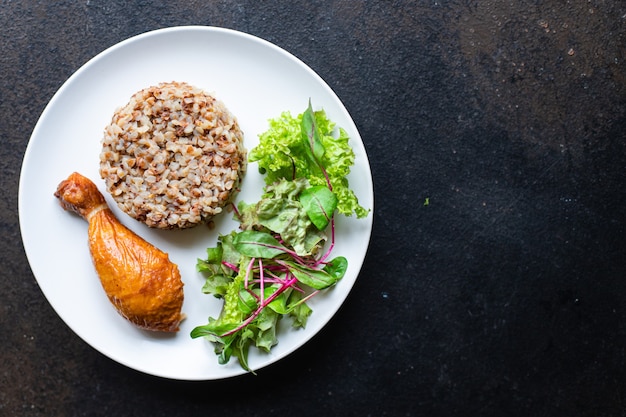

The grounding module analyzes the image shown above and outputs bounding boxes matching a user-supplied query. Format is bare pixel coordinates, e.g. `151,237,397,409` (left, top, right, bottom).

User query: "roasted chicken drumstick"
54,172,184,332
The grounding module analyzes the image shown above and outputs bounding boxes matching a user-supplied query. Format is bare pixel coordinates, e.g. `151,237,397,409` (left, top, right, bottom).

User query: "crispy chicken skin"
54,172,184,332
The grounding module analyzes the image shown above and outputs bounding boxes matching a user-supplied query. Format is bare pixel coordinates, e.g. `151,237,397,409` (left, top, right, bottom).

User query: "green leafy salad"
190,101,369,372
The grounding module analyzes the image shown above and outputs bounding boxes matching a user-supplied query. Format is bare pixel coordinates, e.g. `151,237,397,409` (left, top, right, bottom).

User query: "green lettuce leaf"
238,178,326,256
300,185,338,230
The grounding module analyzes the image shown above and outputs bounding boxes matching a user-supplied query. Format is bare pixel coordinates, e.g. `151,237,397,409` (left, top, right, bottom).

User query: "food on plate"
249,101,369,219
191,101,368,371
99,81,246,229
54,172,185,332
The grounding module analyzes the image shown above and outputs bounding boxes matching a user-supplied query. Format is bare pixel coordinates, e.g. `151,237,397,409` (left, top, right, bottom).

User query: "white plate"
18,26,373,380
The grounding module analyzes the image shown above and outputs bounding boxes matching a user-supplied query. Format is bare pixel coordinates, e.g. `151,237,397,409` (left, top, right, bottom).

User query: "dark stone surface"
1,1,625,416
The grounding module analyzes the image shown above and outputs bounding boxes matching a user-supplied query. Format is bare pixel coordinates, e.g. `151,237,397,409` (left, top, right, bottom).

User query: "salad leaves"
249,101,369,219
191,101,367,372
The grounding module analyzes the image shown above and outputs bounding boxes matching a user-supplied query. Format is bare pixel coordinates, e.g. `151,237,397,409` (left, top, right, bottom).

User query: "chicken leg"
54,172,184,332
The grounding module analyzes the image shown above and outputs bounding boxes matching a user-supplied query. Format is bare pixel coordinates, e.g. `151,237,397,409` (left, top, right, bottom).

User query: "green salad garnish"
191,101,368,372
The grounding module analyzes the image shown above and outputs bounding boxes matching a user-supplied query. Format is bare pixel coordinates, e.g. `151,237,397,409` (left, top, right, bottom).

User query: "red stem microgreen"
259,258,265,305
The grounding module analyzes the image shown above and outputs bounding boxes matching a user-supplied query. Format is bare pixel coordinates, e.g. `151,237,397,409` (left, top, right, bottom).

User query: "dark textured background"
2,1,626,416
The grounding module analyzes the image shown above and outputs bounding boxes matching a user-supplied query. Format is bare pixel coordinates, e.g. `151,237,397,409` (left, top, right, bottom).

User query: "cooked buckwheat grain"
99,81,246,229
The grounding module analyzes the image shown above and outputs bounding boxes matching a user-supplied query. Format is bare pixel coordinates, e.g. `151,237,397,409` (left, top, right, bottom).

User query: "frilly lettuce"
248,103,369,218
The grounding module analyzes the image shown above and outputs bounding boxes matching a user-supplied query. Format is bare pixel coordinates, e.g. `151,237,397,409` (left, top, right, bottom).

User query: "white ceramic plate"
18,26,373,380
